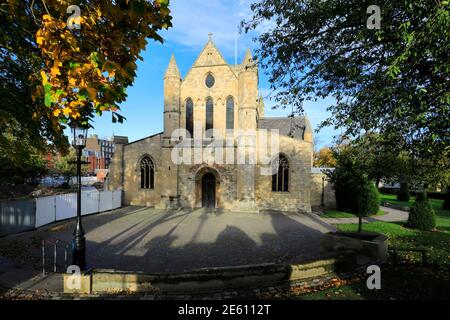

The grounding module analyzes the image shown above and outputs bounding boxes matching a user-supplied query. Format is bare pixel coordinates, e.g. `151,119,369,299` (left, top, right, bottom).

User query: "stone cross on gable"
208,32,213,41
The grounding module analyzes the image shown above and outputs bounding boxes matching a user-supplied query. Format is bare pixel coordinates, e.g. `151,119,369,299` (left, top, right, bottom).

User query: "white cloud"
162,0,261,58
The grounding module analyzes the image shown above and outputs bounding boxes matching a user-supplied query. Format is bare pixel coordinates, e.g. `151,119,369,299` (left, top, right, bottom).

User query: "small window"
226,96,234,129
272,154,289,192
205,73,215,88
185,98,193,137
140,156,155,189
205,97,214,131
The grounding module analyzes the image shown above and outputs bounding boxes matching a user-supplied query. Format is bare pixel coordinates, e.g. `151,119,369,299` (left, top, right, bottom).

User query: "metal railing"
41,239,71,275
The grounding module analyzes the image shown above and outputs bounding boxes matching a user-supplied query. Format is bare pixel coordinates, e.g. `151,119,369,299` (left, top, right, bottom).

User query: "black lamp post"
69,123,89,271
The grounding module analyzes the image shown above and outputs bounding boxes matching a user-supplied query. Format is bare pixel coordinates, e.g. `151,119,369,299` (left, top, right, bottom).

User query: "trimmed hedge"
407,193,436,231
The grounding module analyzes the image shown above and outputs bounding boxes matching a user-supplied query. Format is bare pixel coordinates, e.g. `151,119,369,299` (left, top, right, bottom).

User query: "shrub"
361,183,380,215
407,192,436,231
443,188,450,210
397,182,410,201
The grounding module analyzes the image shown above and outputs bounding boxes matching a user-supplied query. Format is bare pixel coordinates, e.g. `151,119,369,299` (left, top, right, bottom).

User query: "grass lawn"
321,209,386,219
337,221,450,266
296,264,450,300
296,218,450,300
380,193,450,232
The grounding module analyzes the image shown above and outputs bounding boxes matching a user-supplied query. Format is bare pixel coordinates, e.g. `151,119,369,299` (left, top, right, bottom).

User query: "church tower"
235,49,259,211
238,49,258,130
158,54,181,209
163,54,181,138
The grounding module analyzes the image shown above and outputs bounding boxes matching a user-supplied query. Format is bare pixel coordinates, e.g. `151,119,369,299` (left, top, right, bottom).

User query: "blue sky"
84,0,340,148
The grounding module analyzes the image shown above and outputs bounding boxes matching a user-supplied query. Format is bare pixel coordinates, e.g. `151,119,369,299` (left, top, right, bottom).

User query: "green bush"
327,158,379,216
361,183,380,215
407,192,436,231
397,182,410,201
443,188,450,210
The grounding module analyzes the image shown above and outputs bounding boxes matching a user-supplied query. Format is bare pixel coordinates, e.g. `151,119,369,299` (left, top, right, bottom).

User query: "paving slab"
0,206,335,279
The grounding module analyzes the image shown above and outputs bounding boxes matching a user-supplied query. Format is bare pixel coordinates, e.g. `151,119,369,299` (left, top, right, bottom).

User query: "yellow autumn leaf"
53,109,61,117
40,70,48,85
68,77,77,86
71,112,81,119
37,36,45,45
50,66,61,76
62,107,72,116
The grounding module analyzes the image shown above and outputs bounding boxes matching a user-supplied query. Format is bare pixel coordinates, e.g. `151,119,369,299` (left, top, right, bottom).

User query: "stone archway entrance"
194,167,220,208
201,173,216,208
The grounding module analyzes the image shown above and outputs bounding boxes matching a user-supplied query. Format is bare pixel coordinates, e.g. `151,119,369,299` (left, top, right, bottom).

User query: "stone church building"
109,38,334,212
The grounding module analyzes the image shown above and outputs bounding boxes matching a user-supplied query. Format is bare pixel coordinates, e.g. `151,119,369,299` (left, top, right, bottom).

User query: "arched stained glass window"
140,156,155,189
185,98,193,137
272,154,289,192
205,97,214,131
226,96,234,129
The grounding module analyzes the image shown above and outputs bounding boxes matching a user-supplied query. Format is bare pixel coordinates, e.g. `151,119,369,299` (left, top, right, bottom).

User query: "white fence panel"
81,190,100,216
99,191,113,212
35,196,56,228
55,193,77,221
0,199,35,236
112,189,121,209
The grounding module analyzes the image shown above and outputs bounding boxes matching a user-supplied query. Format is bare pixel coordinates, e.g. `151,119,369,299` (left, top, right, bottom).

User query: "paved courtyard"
0,206,335,274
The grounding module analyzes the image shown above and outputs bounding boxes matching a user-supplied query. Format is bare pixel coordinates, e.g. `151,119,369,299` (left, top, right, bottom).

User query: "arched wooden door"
201,173,216,208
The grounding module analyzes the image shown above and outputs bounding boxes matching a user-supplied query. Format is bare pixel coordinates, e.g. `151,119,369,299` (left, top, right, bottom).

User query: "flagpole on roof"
235,29,238,65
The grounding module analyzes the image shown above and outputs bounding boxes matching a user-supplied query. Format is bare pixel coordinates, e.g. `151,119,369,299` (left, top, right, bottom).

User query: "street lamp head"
70,122,89,149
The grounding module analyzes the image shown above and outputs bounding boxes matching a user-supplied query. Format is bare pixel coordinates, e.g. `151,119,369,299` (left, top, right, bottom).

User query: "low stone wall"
320,231,388,264
64,257,354,294
310,170,336,208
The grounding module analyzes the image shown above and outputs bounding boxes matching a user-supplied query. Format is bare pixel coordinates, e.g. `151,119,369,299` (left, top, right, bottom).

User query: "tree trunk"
358,216,362,233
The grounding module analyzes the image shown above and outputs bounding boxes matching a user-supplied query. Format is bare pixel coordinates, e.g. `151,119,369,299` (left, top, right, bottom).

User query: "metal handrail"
41,239,70,275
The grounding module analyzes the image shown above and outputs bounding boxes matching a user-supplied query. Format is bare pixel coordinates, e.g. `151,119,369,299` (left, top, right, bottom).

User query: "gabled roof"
183,36,238,81
192,39,227,67
258,117,307,140
126,132,163,146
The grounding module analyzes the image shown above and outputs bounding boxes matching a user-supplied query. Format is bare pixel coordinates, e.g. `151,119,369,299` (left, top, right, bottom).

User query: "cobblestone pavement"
316,206,408,225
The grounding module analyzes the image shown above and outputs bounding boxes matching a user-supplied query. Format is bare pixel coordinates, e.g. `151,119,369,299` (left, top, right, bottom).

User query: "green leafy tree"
1,0,172,186
1,0,71,161
337,134,450,191
326,145,380,232
0,120,48,185
242,0,450,161
53,149,88,184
